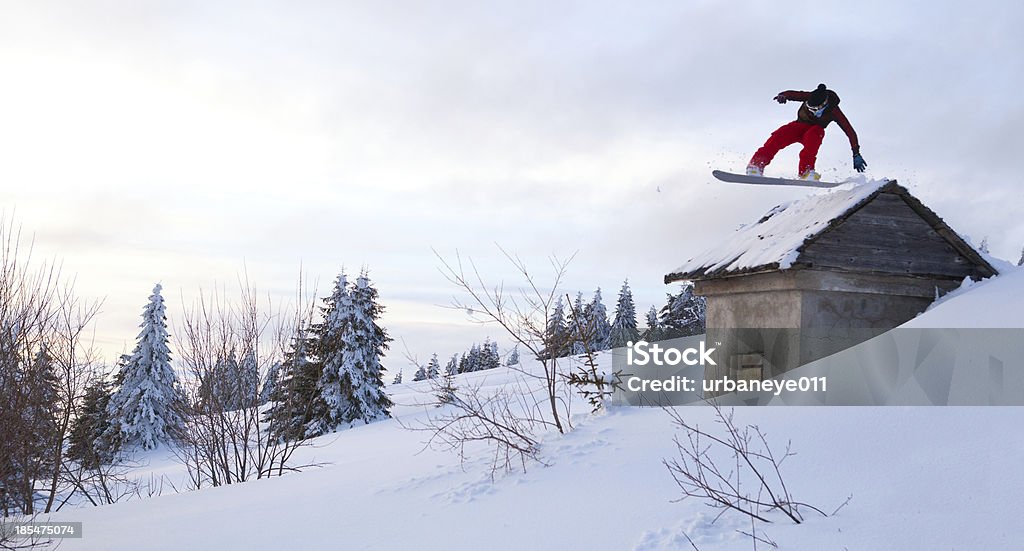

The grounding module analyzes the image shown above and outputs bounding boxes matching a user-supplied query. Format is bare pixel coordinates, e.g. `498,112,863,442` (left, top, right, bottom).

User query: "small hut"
664,180,996,381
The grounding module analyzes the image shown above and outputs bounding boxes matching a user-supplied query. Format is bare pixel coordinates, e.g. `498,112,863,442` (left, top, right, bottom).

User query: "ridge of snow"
903,263,1024,328
669,179,890,278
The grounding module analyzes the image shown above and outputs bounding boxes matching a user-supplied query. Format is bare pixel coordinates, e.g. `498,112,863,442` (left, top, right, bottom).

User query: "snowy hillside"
41,334,1024,549
904,264,1024,328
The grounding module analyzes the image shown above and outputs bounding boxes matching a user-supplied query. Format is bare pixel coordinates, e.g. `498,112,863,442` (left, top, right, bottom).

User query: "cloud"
2,1,1023,362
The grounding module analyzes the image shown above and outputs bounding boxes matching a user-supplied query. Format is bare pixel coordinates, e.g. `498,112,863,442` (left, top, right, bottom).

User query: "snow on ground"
33,263,1024,550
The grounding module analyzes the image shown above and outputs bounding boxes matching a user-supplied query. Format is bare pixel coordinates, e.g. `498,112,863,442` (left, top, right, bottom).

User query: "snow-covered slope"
31,261,1024,550
42,353,1024,550
904,264,1024,327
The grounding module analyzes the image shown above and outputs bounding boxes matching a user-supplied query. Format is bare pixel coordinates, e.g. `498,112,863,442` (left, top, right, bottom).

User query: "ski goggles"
806,101,828,118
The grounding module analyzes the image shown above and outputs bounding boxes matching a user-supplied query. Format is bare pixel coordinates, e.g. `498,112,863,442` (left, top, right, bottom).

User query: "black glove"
774,93,787,104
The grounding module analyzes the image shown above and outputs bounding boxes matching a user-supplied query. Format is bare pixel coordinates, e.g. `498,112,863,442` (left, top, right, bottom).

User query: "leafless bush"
413,249,582,474
663,402,835,548
58,457,151,508
171,274,319,489
435,248,575,434
0,217,102,516
0,514,51,550
419,377,544,475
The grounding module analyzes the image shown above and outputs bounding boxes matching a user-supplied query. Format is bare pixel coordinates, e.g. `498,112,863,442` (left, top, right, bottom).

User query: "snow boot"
798,169,821,181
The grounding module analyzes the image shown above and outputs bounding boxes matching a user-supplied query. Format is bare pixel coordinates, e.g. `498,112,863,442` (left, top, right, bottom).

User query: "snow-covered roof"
665,178,994,282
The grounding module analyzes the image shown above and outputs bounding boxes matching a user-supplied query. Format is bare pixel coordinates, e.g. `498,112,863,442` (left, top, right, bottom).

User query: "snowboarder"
746,83,867,181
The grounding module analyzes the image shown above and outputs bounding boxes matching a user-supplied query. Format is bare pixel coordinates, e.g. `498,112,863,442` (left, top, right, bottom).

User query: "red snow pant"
748,121,826,175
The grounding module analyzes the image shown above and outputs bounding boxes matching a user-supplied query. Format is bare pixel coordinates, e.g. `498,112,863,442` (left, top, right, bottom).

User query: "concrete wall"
695,269,962,383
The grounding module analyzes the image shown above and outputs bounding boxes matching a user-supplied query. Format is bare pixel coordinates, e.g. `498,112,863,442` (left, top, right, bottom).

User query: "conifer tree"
543,296,569,359
426,353,441,379
587,287,612,351
481,340,500,370
264,331,320,441
0,347,61,514
339,271,393,423
608,279,640,349
105,284,182,450
436,369,457,407
412,363,428,382
67,376,116,468
445,355,458,376
567,291,589,355
392,369,403,385
204,348,239,411
310,273,354,434
506,345,520,366
658,283,707,339
642,305,662,341
260,361,281,405
237,347,259,408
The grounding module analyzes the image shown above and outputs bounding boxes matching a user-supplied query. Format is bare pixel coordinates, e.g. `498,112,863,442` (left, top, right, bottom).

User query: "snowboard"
712,170,844,188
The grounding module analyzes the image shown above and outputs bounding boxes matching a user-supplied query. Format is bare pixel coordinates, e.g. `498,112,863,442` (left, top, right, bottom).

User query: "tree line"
1,220,393,518
541,279,706,360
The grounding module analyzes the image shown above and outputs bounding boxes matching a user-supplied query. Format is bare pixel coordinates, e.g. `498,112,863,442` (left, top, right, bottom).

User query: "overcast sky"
2,1,1022,365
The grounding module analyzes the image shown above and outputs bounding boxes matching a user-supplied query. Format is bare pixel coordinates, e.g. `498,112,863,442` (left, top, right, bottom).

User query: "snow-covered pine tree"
204,348,240,411
0,346,61,514
412,363,428,382
426,353,441,379
105,284,182,450
472,344,484,372
567,291,589,355
435,369,457,407
263,331,321,441
642,305,662,342
587,288,612,351
338,271,393,424
607,279,640,349
658,283,707,339
392,369,403,385
445,354,458,376
481,339,500,370
542,296,569,359
237,347,259,408
506,345,520,366
259,361,281,405
464,344,482,372
67,376,116,468
310,272,355,434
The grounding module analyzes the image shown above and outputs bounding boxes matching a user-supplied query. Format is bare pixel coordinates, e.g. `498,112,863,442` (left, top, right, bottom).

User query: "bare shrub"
410,249,582,474
421,377,544,475
0,217,102,516
171,274,319,489
435,248,575,433
0,514,51,550
663,402,841,547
